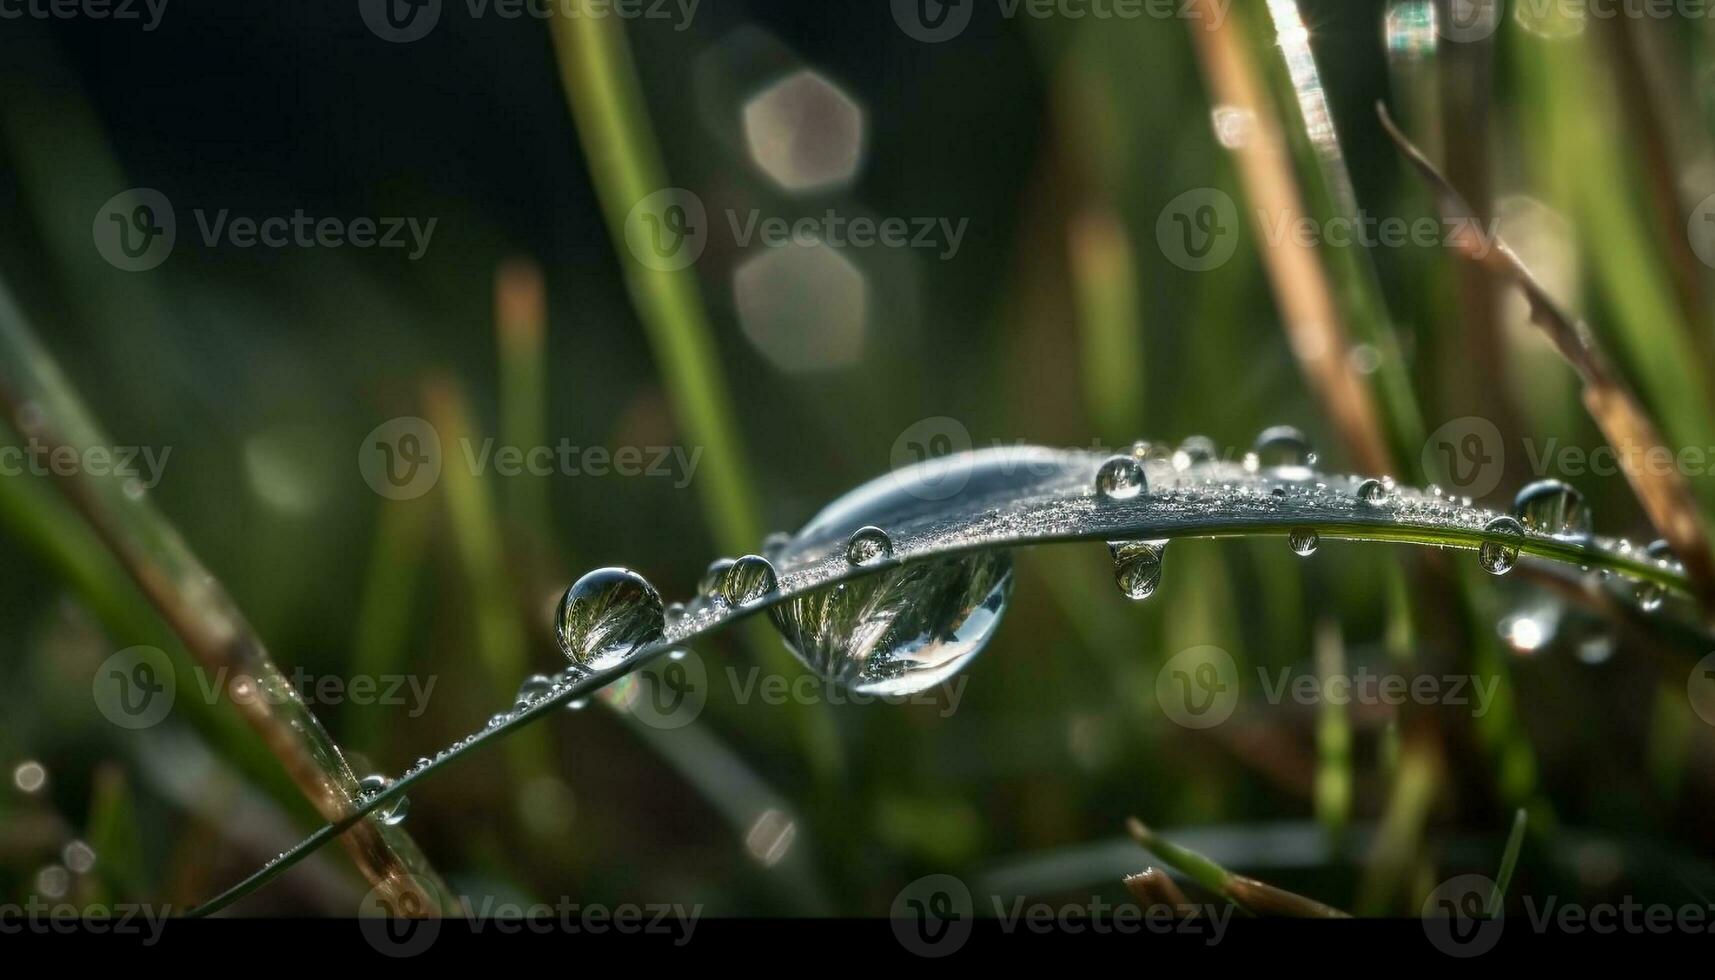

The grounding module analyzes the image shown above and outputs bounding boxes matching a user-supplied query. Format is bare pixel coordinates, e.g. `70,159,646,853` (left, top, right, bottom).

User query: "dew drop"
1356,478,1390,505
761,531,792,560
1096,454,1147,500
1637,583,1664,612
1288,527,1319,556
699,558,736,602
1480,515,1525,575
1512,479,1592,539
767,448,1029,696
1108,539,1167,600
515,673,554,708
1173,435,1218,470
845,525,894,565
720,555,778,605
1249,425,1316,475
555,567,665,670
357,773,410,826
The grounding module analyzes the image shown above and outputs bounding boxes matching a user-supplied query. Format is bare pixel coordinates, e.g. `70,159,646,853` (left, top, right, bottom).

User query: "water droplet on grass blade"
1288,528,1319,556
1109,540,1167,600
699,558,735,603
1173,435,1218,469
1356,478,1390,505
556,567,665,670
845,525,893,565
1249,425,1316,476
1480,516,1525,575
720,555,778,605
515,674,553,708
1096,455,1147,500
768,448,1046,696
1513,480,1591,539
358,774,410,826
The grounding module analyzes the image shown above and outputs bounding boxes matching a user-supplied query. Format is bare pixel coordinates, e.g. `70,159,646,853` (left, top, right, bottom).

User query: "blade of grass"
546,6,840,782
1068,208,1146,444
0,280,451,914
1187,1,1397,476
187,453,1696,914
1487,807,1527,916
1313,618,1352,844
1380,103,1715,617
1125,817,1349,917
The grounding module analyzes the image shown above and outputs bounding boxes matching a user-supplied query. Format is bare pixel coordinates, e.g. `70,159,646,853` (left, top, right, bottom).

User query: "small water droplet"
1108,539,1167,600
357,774,410,826
567,698,589,711
1288,527,1319,556
665,601,686,624
720,554,778,605
1513,479,1592,539
1480,516,1525,575
699,557,735,603
515,673,553,708
1173,435,1219,469
1637,582,1664,612
761,531,792,560
556,567,665,670
1356,478,1390,505
1096,455,1147,500
1250,425,1316,473
845,525,894,565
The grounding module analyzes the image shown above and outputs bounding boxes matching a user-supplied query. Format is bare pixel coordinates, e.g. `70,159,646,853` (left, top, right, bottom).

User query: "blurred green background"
3,0,1715,919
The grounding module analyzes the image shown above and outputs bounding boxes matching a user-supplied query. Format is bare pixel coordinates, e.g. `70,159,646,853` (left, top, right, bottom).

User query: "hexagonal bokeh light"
742,69,866,194
732,241,868,372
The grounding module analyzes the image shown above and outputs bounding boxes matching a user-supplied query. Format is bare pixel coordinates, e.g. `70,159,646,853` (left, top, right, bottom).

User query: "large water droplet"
1109,539,1166,600
1095,455,1147,500
720,555,778,605
1480,516,1525,575
1288,527,1319,556
358,774,410,826
1512,480,1592,539
845,525,894,565
556,567,665,670
767,448,1046,696
1356,478,1390,505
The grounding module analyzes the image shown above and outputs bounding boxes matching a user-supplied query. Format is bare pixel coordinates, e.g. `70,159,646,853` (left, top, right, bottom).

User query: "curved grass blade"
188,449,1693,915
